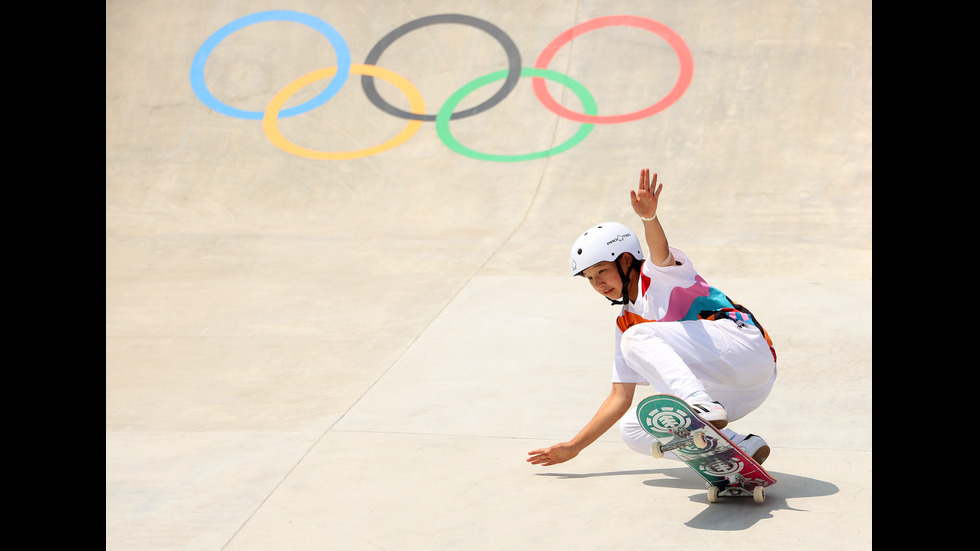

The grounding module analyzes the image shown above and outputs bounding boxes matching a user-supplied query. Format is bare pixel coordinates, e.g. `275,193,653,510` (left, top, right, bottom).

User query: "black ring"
361,14,522,121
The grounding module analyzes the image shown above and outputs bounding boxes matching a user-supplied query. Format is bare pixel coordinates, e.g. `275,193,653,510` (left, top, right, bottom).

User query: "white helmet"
569,222,644,276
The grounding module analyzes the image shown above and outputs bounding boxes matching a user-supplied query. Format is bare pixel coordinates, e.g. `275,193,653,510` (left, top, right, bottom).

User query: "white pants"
618,319,776,456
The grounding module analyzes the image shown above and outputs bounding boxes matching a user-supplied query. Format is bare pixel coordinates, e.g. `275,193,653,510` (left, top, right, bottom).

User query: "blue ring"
190,10,351,120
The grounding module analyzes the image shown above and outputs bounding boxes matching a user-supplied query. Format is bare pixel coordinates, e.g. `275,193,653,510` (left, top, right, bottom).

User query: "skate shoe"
738,434,771,464
690,400,728,429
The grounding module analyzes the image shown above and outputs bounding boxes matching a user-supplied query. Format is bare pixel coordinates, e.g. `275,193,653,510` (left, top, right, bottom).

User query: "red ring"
532,16,694,124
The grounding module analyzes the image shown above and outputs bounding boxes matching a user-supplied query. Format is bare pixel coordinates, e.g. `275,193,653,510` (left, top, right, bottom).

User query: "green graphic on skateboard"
636,394,776,503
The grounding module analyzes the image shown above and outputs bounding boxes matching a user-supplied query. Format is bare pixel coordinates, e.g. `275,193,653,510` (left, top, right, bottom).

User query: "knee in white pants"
620,417,654,456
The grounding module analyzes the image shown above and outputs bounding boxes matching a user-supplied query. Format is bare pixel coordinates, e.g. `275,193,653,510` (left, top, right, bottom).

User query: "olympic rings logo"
190,11,693,162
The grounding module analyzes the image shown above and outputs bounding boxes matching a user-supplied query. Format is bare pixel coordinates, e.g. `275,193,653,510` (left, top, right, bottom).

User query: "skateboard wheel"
753,486,766,503
650,442,664,459
692,430,708,449
707,485,720,503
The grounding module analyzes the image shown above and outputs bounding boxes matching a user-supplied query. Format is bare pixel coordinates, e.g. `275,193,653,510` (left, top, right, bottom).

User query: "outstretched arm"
630,169,673,267
527,383,636,466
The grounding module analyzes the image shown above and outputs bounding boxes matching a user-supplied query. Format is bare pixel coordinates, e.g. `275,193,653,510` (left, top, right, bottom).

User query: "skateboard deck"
636,394,776,503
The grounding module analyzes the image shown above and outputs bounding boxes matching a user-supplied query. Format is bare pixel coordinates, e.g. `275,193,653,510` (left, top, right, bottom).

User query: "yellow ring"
263,64,424,160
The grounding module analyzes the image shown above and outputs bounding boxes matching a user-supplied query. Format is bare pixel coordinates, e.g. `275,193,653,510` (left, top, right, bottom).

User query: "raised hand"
630,168,662,221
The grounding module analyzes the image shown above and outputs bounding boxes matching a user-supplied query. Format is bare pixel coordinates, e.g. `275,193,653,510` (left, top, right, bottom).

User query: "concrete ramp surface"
106,1,872,549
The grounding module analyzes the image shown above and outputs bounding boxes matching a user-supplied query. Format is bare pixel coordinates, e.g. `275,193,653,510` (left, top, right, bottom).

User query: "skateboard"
636,394,776,503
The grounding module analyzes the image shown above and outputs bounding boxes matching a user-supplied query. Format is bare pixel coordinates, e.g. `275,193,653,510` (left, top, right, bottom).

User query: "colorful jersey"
614,247,774,363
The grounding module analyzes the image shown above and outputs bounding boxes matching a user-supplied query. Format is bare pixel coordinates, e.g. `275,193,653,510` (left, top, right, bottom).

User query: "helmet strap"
608,255,642,306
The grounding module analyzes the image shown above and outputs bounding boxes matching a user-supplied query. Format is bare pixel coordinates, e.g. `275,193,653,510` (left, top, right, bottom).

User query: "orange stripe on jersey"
617,311,653,332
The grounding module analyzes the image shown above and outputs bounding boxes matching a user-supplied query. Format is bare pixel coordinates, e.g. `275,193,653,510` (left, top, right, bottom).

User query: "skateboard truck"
708,474,767,503
649,427,708,459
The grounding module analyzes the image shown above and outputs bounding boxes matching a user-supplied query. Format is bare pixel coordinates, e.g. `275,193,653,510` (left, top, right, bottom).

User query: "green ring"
436,67,596,162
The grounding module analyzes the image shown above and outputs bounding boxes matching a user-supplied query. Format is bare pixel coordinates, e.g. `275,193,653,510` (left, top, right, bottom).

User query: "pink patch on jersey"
660,275,711,321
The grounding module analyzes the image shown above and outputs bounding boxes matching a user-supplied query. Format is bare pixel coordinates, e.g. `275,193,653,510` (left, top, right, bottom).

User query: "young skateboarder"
527,169,777,467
